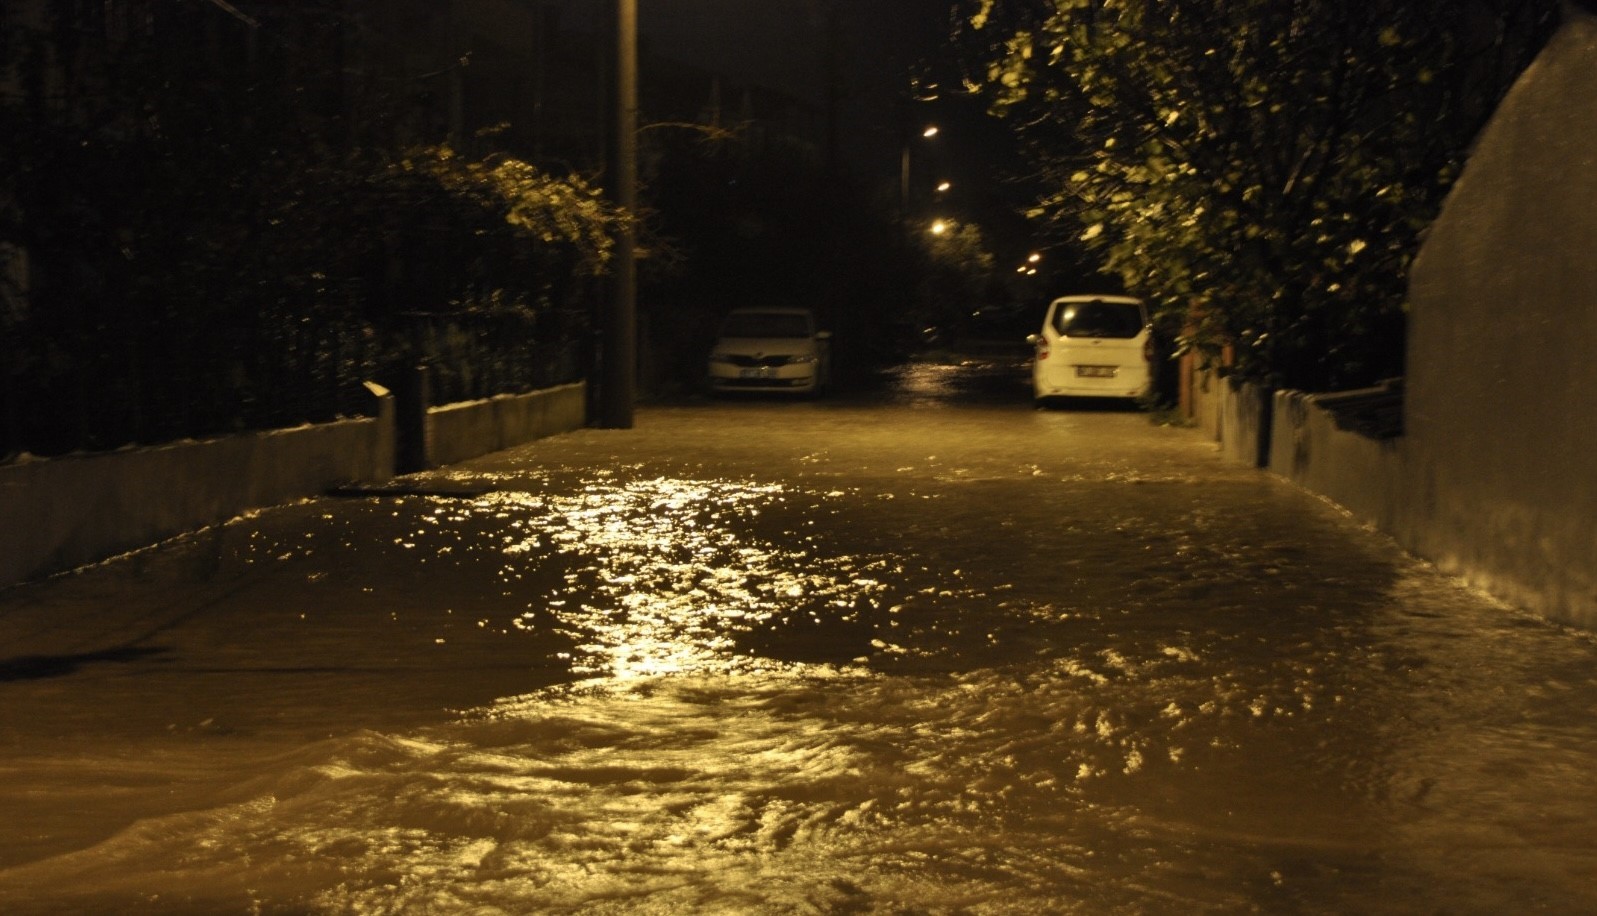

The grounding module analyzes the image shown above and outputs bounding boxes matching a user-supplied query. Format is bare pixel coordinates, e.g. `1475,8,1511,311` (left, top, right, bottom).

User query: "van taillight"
1143,337,1154,363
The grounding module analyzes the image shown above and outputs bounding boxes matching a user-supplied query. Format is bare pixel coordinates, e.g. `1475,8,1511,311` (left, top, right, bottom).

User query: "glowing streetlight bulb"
936,180,952,193
922,125,940,138
930,219,949,235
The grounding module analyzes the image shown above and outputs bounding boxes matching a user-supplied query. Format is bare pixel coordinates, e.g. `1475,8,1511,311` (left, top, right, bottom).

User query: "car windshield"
1052,300,1145,339
721,312,812,339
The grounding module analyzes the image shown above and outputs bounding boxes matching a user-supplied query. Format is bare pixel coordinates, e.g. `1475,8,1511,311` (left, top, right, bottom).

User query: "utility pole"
599,0,637,428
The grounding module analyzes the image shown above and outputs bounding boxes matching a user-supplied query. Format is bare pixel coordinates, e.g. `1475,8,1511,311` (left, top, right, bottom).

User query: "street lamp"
900,123,940,239
600,0,637,429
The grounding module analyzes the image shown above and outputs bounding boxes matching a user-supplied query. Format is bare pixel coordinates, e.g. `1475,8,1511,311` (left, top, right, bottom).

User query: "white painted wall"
1403,9,1597,627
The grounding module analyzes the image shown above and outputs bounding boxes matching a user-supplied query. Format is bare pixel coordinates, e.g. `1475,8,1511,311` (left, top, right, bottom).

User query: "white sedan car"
1027,295,1152,404
707,307,831,396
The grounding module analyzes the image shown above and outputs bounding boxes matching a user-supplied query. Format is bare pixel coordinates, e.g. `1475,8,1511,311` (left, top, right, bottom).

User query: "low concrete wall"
1215,377,1271,469
1270,391,1406,534
1263,383,1594,629
0,399,393,588
426,382,587,468
1180,356,1225,444
0,381,587,590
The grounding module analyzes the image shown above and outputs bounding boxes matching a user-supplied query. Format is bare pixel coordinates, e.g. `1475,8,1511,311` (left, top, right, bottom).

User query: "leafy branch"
961,0,1559,391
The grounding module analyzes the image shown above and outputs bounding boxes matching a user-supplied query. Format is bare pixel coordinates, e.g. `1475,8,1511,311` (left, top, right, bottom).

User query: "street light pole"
898,124,938,241
899,142,911,230
599,0,638,428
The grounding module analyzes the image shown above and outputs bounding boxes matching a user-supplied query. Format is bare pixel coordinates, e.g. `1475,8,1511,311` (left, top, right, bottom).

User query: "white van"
1027,295,1152,403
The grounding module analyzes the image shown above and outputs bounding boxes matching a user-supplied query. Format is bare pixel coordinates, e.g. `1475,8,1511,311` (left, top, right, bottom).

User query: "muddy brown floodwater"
2,358,1596,914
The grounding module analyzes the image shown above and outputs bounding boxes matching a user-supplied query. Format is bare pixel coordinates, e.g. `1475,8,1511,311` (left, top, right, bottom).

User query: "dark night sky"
560,0,973,154
560,0,1039,261
564,0,957,104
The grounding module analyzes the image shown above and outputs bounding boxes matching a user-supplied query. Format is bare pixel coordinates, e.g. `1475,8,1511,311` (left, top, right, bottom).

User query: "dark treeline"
0,3,615,458
1,2,977,458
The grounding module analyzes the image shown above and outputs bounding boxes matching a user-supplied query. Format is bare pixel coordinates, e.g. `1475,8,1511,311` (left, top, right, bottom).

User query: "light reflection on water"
478,477,888,681
4,395,1597,913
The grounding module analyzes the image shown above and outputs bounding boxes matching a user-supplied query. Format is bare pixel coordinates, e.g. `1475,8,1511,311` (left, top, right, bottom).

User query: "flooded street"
3,357,1597,913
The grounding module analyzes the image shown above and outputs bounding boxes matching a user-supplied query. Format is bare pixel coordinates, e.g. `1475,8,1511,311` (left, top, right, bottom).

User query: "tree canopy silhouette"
960,0,1559,391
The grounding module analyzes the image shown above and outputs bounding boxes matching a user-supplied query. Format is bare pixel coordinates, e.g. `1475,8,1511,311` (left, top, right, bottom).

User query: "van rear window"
1052,300,1145,339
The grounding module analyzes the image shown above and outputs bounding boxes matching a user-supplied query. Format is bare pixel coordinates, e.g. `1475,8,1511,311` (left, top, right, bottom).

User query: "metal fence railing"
392,312,585,407
1,308,588,461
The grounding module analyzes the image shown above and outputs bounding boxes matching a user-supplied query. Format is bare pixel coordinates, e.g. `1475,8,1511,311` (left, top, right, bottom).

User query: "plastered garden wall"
0,381,588,590
1249,373,1593,629
1400,9,1597,627
1268,390,1406,537
0,402,393,588
1216,379,1271,469
425,382,587,468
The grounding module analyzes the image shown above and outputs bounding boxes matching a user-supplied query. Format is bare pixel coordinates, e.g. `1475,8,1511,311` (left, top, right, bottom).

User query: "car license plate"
739,368,774,379
1076,365,1117,378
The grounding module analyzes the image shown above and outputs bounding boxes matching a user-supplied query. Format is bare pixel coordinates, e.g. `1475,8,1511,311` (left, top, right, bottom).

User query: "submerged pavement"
2,357,1596,913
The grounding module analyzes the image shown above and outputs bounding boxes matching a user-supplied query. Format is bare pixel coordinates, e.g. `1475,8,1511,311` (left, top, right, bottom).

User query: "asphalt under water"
3,360,1596,913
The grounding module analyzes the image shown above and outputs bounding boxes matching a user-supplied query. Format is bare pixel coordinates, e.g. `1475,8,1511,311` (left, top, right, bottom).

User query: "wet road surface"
2,357,1597,913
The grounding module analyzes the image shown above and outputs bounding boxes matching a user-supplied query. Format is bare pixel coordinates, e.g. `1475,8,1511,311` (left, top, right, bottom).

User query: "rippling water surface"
4,361,1597,913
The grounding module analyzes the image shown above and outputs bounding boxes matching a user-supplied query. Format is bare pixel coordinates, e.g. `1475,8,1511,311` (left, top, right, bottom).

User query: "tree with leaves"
960,0,1558,391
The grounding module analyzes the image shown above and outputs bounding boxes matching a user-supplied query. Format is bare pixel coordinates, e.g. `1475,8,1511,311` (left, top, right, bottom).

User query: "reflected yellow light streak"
474,478,885,682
